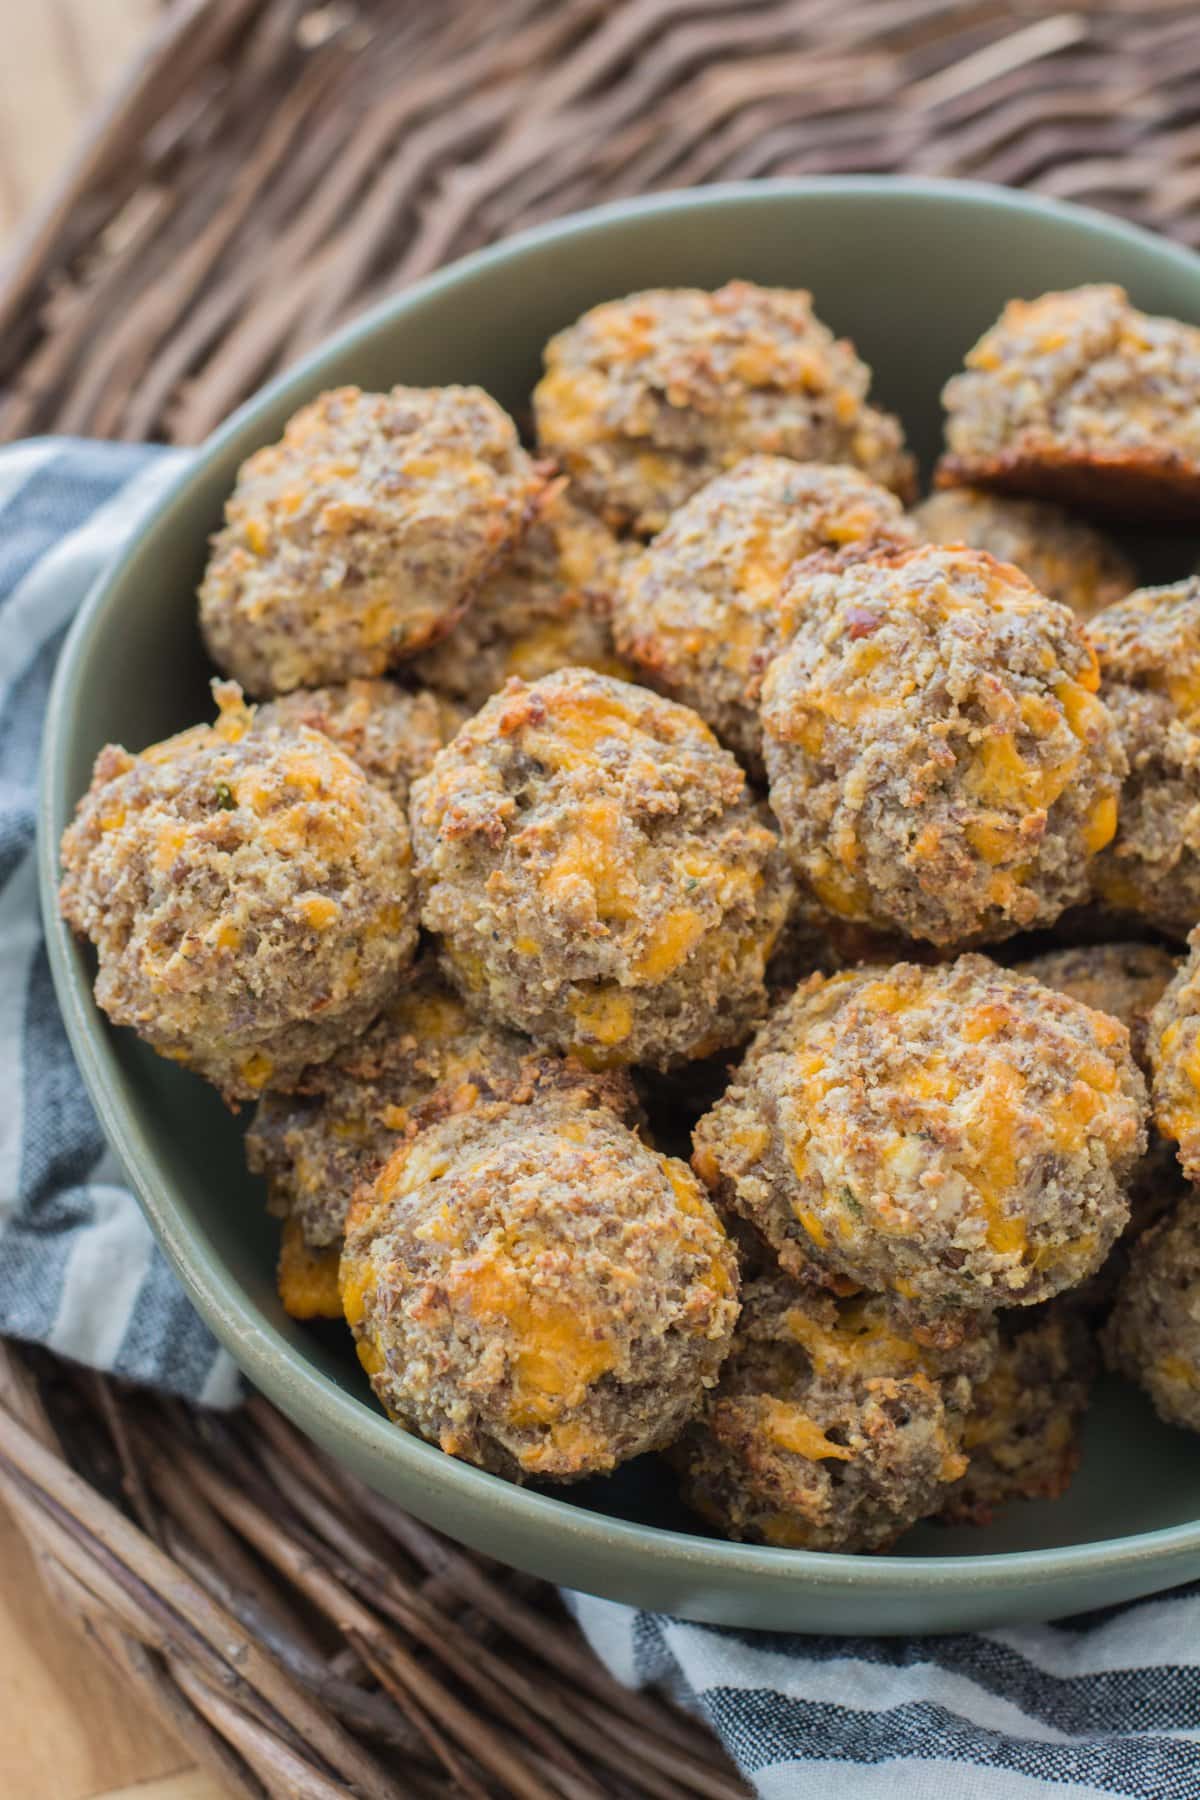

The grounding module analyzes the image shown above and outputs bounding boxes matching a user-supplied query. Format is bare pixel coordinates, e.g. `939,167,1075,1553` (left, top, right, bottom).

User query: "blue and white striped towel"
4,436,1200,1798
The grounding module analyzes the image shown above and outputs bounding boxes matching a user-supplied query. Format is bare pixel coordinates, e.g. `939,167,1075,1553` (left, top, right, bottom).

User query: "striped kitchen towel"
568,1594,1200,1798
0,436,238,1405
4,434,1200,1798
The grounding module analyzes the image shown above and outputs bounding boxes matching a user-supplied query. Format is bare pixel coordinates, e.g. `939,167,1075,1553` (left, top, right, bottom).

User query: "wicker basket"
2,0,1199,448
4,1,1200,1793
0,1343,752,1798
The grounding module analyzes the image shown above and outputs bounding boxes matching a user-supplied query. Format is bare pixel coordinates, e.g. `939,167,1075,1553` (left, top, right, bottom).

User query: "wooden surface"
0,23,227,1800
1,1498,228,1799
0,0,157,247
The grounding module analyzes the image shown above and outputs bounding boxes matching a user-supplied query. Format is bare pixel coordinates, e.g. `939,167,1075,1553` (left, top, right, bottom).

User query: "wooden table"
2,8,230,1795
2,1504,227,1800
0,1,156,245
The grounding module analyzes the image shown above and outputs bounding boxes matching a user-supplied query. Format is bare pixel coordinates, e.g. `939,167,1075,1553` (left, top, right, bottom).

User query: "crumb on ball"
937,285,1200,522
910,486,1134,619
340,1097,740,1481
411,668,793,1069
692,955,1145,1318
612,456,916,766
199,385,547,695
58,682,418,1102
672,1274,996,1551
761,544,1126,946
533,282,916,536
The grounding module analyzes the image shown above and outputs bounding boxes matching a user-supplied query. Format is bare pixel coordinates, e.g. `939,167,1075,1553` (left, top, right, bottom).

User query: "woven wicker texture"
3,2,1200,1793
0,1344,751,1799
2,0,1199,447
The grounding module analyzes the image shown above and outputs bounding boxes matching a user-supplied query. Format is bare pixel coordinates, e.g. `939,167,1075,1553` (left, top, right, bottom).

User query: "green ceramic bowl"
40,178,1200,1634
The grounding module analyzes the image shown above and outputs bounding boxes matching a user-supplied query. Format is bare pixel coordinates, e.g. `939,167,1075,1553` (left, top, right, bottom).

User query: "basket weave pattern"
2,0,1199,446
0,1345,750,1798
3,1,1200,1793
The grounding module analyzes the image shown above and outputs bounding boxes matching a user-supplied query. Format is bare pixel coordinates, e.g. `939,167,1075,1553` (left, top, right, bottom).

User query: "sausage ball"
411,668,793,1069
254,678,460,809
58,685,418,1102
611,457,916,767
1104,1187,1200,1434
910,487,1134,620
1088,581,1200,939
937,286,1200,522
673,1275,996,1552
1148,931,1200,1182
938,1301,1095,1525
412,488,632,710
1015,942,1177,1072
761,545,1126,946
533,282,916,537
199,385,546,695
340,1097,740,1481
692,956,1146,1317
248,959,638,1254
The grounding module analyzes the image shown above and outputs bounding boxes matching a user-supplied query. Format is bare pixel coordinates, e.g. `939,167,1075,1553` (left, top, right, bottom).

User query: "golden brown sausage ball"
692,956,1146,1318
1148,933,1200,1182
533,283,916,536
199,386,546,695
248,959,638,1254
761,545,1125,946
1104,1188,1200,1434
411,669,793,1069
1087,581,1200,939
611,457,916,767
673,1275,996,1552
937,286,1200,521
910,487,1134,620
1015,942,1177,1072
340,1097,740,1481
59,685,418,1103
254,678,460,809
938,1301,1095,1525
412,488,632,710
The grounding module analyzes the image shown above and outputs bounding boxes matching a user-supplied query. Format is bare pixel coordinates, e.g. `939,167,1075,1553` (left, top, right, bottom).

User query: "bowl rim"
39,173,1200,1599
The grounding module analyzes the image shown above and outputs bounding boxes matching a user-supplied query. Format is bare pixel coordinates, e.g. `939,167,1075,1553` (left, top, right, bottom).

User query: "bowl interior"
42,181,1200,1615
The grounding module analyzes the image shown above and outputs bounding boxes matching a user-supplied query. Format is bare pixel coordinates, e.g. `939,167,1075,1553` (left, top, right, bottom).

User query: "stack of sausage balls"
60,279,1200,1553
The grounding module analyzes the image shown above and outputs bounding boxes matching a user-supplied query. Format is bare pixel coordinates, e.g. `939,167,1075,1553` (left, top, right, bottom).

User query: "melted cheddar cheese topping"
782,1300,922,1381
569,986,635,1051
445,1253,620,1428
544,800,635,920
759,1397,852,1462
